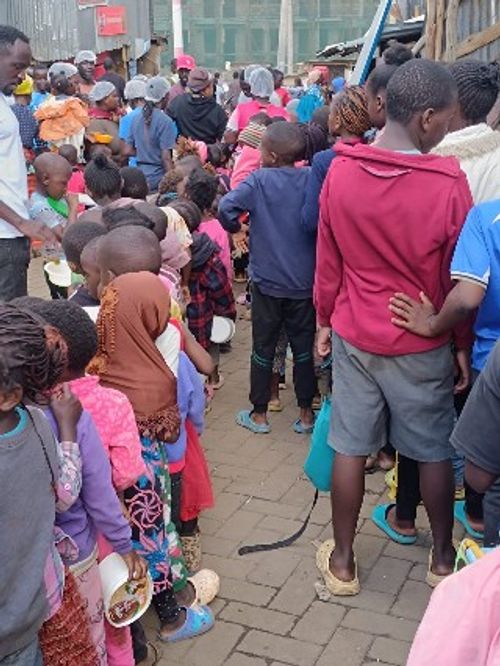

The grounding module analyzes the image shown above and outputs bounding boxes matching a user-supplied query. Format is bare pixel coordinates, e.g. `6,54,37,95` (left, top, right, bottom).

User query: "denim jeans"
0,639,42,666
0,237,30,302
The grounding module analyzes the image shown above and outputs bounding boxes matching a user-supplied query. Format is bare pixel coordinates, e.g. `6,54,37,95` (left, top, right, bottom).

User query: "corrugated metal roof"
5,0,152,62
7,0,79,62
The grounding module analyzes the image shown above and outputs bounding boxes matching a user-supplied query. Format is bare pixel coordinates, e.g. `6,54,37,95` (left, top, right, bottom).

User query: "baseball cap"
187,67,213,94
176,54,196,71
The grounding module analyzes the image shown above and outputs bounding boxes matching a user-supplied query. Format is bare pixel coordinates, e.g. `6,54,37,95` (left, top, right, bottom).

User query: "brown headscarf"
88,271,180,442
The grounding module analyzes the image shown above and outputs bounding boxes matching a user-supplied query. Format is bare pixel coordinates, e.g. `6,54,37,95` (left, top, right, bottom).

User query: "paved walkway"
149,304,454,666
29,262,455,666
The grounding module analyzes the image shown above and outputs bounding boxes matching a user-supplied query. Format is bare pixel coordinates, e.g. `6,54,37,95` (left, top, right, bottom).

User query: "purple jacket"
50,409,132,563
164,351,205,464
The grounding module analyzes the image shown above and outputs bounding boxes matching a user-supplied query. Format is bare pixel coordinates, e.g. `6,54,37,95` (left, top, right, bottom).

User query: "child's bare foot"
378,450,395,471
159,609,187,639
329,548,356,583
251,412,269,426
175,581,196,608
386,505,417,538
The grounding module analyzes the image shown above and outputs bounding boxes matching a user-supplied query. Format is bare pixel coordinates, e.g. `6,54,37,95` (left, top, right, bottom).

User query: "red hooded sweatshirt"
314,143,473,356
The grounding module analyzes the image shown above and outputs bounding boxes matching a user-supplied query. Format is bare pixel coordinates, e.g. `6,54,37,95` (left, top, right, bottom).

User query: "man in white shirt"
0,25,55,301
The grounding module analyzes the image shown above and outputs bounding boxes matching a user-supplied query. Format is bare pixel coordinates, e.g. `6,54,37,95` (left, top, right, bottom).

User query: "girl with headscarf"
86,81,123,163
89,272,214,642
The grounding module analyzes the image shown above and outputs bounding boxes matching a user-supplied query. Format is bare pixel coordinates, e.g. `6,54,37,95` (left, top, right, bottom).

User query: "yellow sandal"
316,539,360,597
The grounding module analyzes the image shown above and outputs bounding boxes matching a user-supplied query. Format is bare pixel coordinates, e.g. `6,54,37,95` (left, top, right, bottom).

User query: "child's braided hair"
449,60,500,125
0,304,67,403
332,85,371,137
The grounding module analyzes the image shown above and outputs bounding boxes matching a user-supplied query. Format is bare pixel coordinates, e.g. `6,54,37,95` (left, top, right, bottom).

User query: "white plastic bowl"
99,553,153,628
211,316,236,344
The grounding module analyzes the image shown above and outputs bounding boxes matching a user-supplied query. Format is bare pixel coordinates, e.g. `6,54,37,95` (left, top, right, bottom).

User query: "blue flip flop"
159,605,214,643
236,410,271,434
293,419,315,435
371,504,417,545
454,500,484,540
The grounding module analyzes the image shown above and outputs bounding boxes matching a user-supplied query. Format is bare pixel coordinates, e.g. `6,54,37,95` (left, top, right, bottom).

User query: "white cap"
75,50,97,65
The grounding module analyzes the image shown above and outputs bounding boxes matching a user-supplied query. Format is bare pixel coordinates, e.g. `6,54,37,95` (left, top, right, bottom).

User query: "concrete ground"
29,261,459,666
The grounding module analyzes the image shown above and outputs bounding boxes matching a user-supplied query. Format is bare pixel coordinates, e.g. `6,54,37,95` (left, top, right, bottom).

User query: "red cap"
177,54,196,70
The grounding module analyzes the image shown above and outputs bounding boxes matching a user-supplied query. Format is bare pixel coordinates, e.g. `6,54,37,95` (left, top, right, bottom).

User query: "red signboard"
96,6,127,36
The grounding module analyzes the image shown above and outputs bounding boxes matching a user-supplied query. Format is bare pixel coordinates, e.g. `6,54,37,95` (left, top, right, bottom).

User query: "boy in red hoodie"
314,59,473,596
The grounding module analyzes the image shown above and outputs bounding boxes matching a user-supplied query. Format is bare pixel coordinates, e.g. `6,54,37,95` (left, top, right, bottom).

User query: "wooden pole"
434,0,446,60
445,0,460,62
425,0,437,59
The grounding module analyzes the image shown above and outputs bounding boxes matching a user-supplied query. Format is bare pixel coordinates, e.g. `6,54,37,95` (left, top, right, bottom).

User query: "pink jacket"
231,146,262,190
408,548,500,665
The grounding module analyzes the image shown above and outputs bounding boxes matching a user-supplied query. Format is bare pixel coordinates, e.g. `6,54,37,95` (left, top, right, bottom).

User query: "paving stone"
207,492,246,521
238,630,322,666
240,497,303,520
203,534,242,558
363,556,412,595
224,655,267,666
391,580,432,620
368,637,411,665
408,562,427,583
291,601,345,644
214,510,264,541
354,533,387,574
220,601,295,635
269,558,318,615
182,622,245,666
342,609,419,642
316,628,373,666
219,578,276,606
202,553,256,581
383,542,430,564
327,588,395,614
246,550,301,587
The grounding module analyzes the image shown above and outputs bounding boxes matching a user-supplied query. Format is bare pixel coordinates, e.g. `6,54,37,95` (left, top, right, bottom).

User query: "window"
319,0,331,16
224,26,237,57
269,27,279,53
319,22,335,48
296,25,311,60
204,27,217,54
251,28,265,54
203,0,216,18
223,0,236,18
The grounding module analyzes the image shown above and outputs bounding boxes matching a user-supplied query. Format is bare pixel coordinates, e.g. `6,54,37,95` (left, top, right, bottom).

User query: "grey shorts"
328,334,455,463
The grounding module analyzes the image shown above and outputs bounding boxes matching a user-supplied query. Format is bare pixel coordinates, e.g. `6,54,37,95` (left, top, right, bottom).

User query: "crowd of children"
2,34,500,666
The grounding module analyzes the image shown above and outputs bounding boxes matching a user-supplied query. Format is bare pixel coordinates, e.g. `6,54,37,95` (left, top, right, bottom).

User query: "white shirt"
433,123,500,205
0,93,29,238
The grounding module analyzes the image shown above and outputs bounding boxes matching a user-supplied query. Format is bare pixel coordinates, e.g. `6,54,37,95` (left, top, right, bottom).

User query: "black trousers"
0,237,30,302
170,471,198,536
250,285,316,414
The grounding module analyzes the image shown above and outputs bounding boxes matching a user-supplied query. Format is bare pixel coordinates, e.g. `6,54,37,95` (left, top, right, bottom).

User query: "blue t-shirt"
451,199,500,371
127,108,177,191
119,107,141,166
30,91,49,111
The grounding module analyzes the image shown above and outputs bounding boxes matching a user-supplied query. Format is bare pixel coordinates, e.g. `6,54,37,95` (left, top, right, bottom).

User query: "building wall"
6,0,152,63
153,0,380,69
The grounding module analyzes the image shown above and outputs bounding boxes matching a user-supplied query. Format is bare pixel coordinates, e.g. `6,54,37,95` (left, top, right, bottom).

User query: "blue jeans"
0,639,42,666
